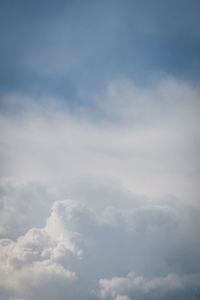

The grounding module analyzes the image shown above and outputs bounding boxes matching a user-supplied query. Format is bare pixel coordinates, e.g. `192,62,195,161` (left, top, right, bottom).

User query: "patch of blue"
0,0,200,101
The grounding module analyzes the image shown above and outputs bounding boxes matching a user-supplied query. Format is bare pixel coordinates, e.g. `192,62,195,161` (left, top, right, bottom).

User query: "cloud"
1,1,200,299
0,78,199,203
0,192,200,299
0,77,200,299
98,272,200,300
0,177,54,239
0,200,80,300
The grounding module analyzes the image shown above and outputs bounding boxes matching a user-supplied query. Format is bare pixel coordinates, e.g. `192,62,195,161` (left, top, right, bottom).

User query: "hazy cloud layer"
0,178,54,239
0,78,199,202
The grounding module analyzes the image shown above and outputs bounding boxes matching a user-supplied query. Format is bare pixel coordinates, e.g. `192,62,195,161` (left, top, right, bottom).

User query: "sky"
0,1,200,300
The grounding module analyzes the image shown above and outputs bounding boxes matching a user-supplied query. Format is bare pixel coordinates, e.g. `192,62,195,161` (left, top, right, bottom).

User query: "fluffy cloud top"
1,188,200,299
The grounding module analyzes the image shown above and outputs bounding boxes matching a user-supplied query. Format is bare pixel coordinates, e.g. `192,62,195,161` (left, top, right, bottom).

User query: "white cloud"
0,77,200,299
0,78,199,203
0,200,80,300
98,272,200,300
0,194,200,299
114,296,130,300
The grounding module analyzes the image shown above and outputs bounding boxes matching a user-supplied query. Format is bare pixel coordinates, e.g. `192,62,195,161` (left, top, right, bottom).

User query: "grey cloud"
0,178,54,239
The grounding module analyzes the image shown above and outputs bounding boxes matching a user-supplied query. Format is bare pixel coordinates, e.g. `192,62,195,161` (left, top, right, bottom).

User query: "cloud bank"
1,194,200,299
0,78,199,202
0,78,200,299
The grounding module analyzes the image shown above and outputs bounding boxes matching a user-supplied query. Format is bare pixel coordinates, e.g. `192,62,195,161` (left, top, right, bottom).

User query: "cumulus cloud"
0,200,80,300
0,193,200,299
0,78,200,299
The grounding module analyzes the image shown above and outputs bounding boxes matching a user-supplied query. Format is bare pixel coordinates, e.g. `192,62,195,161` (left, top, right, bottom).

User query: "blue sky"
0,1,200,300
1,0,200,99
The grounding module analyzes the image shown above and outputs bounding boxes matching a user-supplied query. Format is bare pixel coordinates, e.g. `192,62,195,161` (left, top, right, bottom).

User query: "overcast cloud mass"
0,1,200,300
